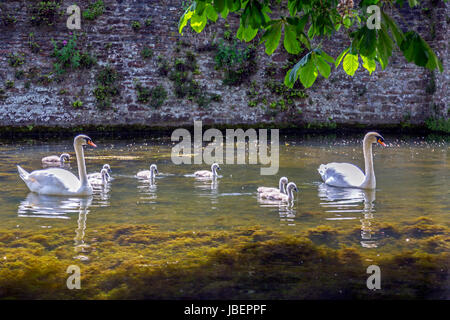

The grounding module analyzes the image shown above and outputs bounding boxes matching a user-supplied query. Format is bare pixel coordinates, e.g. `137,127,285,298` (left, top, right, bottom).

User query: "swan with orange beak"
318,132,386,189
17,135,97,196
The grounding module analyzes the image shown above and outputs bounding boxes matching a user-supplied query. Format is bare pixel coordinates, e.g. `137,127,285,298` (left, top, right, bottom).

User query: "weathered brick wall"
0,0,447,128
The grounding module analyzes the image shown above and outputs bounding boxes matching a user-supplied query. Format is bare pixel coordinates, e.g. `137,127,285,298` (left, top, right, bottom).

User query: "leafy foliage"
30,1,61,26
51,33,96,75
178,0,443,88
82,0,105,20
214,40,257,85
135,82,168,109
94,66,120,110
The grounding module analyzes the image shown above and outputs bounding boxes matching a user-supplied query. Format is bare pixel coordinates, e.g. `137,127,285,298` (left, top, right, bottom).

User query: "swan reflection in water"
137,177,158,204
318,183,377,248
257,194,297,226
195,177,219,208
16,191,108,261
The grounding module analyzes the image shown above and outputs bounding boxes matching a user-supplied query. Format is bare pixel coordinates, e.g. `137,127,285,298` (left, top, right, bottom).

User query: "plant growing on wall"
214,40,257,85
82,0,105,20
30,1,62,26
93,66,120,110
178,0,443,89
51,33,96,74
135,82,168,108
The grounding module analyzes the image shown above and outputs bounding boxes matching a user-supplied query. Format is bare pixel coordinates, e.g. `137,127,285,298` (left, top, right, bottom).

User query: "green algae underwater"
0,134,448,299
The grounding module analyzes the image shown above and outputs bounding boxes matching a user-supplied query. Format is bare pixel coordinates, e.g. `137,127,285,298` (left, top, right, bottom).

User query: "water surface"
0,134,448,299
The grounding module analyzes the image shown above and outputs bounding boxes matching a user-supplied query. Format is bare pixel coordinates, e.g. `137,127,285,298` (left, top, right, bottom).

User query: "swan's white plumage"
17,134,95,196
318,162,365,188
194,163,220,179
17,166,86,195
317,132,386,189
259,182,298,202
137,164,157,179
88,164,111,180
257,177,288,194
89,169,109,186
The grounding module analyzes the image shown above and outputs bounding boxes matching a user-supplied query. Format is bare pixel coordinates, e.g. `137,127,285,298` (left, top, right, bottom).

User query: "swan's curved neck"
279,179,284,193
74,142,89,187
287,188,294,202
361,138,375,189
212,166,217,177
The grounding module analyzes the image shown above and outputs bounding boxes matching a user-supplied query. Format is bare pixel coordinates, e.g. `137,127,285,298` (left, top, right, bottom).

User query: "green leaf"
401,31,428,67
284,24,302,54
284,69,295,88
358,26,377,58
286,52,311,87
316,56,331,78
318,50,335,64
361,55,376,74
221,7,229,19
382,11,404,45
376,24,393,69
213,0,226,13
408,0,418,7
237,23,258,42
205,4,218,22
288,0,300,16
190,12,207,33
178,7,194,35
299,57,318,88
261,21,282,55
227,0,241,12
343,53,359,76
335,48,349,68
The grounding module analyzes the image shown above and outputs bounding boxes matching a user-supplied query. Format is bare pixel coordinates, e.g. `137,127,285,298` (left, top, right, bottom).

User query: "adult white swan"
318,132,386,189
17,135,97,196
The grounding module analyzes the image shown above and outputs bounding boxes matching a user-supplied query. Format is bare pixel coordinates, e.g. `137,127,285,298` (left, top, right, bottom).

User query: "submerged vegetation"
0,215,448,299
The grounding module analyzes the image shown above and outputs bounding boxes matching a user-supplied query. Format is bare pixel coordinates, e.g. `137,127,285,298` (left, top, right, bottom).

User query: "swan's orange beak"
377,139,386,147
87,140,97,147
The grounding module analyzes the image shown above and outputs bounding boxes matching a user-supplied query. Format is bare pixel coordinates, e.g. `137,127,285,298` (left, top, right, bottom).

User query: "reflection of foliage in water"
0,217,448,299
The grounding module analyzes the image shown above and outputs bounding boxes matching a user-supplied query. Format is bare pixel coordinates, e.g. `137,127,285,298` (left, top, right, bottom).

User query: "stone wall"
0,0,448,128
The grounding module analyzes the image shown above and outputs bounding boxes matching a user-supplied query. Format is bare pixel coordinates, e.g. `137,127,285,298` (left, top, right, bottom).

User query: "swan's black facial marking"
376,135,386,146
84,137,97,147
